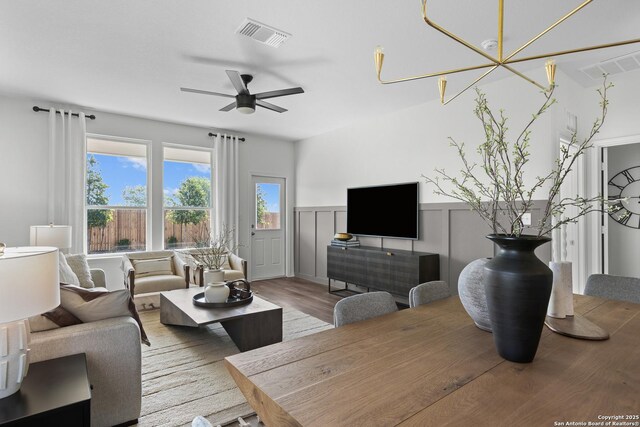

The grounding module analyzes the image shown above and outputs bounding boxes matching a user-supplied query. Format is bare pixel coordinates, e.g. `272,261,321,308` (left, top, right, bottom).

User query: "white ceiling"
1,1,639,141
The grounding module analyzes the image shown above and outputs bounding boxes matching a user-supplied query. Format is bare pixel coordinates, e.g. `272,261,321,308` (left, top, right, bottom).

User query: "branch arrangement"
188,224,238,270
424,77,613,237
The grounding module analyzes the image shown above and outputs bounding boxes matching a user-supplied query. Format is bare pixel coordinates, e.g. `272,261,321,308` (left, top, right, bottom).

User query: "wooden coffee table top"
160,287,281,327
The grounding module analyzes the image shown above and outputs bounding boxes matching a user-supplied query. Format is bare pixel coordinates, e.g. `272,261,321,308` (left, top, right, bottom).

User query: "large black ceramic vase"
483,234,552,363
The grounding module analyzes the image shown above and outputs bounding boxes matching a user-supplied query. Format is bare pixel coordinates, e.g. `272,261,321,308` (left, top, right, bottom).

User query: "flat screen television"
347,182,419,240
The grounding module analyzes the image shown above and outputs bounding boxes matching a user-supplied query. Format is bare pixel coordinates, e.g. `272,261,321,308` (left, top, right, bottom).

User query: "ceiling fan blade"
255,87,304,100
226,70,249,95
180,87,235,98
256,100,287,113
219,102,237,112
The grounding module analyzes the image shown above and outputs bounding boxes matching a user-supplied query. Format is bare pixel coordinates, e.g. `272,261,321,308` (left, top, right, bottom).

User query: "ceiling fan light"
237,106,255,114
236,93,256,114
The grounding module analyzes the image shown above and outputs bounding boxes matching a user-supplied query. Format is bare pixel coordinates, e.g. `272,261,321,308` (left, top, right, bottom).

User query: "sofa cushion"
29,305,82,332
133,275,186,294
65,254,95,288
60,284,150,345
58,251,81,286
133,256,174,278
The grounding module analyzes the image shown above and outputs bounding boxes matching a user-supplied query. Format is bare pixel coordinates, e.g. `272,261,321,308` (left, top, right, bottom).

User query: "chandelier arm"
443,66,500,105
378,62,497,85
504,38,640,65
503,0,594,62
500,64,547,90
498,0,504,61
421,0,499,65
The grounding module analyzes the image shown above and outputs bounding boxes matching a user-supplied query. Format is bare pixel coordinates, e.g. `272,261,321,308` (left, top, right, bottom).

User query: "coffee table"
160,287,283,352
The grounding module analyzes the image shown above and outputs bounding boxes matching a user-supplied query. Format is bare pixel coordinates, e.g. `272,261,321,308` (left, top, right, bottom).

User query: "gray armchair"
585,274,640,304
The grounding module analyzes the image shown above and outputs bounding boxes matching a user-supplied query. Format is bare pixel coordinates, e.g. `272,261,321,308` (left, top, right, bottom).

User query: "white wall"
0,94,295,288
607,143,640,277
295,71,581,208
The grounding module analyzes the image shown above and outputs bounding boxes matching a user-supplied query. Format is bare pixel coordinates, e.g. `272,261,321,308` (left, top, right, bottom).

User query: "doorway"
587,135,640,283
603,143,640,277
250,175,286,280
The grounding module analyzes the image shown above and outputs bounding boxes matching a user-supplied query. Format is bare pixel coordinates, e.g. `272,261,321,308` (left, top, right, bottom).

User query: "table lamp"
30,225,72,250
0,246,60,399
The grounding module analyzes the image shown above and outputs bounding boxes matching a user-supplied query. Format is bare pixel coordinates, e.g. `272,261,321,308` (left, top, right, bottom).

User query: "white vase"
203,269,224,284
547,261,573,318
204,282,230,303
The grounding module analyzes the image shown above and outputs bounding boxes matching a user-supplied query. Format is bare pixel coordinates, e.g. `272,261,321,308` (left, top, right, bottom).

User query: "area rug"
135,306,333,427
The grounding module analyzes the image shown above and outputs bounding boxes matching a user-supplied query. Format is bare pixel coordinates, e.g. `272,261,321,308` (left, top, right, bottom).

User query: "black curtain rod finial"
33,105,96,120
208,132,245,142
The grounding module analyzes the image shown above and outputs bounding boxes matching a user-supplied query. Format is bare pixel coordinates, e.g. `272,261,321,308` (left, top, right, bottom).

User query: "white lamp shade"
0,247,60,323
30,225,72,249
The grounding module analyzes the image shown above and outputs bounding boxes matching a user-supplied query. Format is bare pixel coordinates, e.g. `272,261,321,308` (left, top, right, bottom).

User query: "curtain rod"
33,106,96,120
208,132,245,142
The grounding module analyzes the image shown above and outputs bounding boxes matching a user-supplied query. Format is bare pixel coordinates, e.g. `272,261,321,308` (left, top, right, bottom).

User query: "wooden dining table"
224,295,640,426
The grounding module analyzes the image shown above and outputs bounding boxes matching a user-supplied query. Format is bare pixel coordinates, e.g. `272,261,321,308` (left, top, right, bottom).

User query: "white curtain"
48,109,86,253
214,134,240,249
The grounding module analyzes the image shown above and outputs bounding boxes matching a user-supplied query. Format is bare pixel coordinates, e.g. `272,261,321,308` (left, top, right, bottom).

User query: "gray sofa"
29,269,142,427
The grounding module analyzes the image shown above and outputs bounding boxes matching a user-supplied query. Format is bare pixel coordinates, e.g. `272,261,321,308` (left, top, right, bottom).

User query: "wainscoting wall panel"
294,201,551,296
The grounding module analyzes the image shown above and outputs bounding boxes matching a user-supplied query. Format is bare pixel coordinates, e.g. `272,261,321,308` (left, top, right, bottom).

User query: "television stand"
327,245,440,297
328,280,369,296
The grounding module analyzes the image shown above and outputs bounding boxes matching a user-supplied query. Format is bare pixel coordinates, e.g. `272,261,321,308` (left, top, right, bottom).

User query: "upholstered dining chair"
409,281,451,308
584,274,640,304
333,291,398,327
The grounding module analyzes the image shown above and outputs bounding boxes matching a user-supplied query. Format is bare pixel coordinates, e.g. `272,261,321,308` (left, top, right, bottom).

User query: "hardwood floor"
250,276,341,324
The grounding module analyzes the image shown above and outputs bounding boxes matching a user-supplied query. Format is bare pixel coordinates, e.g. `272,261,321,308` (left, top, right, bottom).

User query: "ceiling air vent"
580,51,640,80
235,18,291,48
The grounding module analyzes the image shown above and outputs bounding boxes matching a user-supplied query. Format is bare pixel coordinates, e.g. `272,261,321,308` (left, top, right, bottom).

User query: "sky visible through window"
258,183,281,212
88,154,279,210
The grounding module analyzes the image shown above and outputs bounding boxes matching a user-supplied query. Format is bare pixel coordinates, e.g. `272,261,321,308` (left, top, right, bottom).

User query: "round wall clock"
608,165,640,229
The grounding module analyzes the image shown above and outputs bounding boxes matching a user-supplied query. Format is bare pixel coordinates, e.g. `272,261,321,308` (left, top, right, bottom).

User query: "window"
86,137,149,254
256,182,281,230
163,146,212,249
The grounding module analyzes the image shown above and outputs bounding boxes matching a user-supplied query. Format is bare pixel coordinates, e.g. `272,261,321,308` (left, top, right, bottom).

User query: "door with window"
251,176,286,280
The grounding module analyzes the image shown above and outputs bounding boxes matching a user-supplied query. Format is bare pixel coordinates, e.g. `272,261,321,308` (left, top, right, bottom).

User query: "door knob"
251,232,255,236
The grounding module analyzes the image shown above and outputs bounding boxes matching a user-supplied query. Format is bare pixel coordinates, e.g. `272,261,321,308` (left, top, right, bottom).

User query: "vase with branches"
423,78,612,363
188,224,238,284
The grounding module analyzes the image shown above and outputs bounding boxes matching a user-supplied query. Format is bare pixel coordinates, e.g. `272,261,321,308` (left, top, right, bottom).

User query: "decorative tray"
192,292,253,308
192,279,253,308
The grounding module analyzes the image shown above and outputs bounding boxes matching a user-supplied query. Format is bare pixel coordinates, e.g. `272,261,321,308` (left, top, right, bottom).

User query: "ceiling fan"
180,70,304,114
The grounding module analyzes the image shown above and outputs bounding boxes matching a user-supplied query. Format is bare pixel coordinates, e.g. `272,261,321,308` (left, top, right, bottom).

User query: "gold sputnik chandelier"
374,0,640,104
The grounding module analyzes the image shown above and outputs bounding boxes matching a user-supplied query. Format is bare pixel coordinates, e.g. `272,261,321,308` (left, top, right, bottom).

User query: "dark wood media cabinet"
327,245,440,297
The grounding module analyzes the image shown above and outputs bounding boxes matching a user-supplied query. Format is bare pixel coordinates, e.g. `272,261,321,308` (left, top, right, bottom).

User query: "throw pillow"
60,285,150,345
58,251,81,286
65,254,95,288
29,306,82,332
133,256,174,278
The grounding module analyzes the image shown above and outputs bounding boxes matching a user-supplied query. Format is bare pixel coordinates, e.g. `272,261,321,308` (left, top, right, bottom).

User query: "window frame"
85,133,152,257
161,142,214,250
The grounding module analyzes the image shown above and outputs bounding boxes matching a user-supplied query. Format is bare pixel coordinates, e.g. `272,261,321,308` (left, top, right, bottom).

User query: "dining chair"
584,274,640,304
409,281,451,308
333,291,398,327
